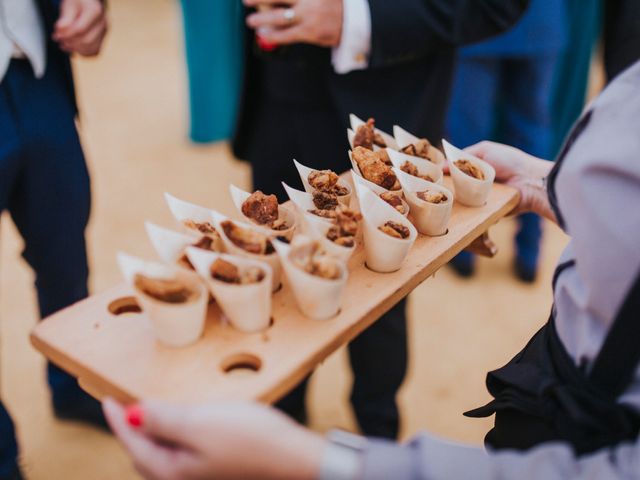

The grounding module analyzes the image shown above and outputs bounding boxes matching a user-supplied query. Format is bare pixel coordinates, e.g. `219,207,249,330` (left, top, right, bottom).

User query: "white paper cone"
293,159,352,206
145,222,205,269
393,126,446,167
165,192,214,228
387,149,443,184
185,248,272,333
229,184,297,240
273,239,348,320
354,183,417,273
394,168,453,236
442,140,496,207
350,171,409,217
210,210,282,292
116,252,207,347
303,213,356,263
349,113,398,150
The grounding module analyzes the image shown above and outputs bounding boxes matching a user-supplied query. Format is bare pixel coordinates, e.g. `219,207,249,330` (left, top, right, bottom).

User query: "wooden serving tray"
30,179,518,404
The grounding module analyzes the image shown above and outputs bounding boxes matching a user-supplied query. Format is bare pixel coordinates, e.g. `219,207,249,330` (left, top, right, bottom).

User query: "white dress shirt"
332,0,371,74
0,0,46,82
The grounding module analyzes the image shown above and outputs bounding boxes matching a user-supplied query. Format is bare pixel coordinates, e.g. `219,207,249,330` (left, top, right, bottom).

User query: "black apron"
465,110,640,455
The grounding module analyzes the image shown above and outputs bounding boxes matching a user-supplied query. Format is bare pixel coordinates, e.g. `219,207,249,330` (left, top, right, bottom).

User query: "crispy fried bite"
210,258,264,284
221,220,274,255
352,146,400,190
353,118,386,150
378,221,410,239
400,161,433,182
455,159,485,180
291,241,342,280
416,190,448,204
134,274,197,303
241,191,279,225
379,192,406,214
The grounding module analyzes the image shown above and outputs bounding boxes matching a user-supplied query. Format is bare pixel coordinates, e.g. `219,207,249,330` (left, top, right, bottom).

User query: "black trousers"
247,96,408,439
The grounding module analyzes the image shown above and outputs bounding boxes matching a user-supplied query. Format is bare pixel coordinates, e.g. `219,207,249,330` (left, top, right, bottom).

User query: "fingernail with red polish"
125,405,144,428
256,35,277,52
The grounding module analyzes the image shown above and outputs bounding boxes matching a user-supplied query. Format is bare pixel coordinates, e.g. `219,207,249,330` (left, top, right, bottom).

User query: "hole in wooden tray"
221,353,262,376
108,296,142,315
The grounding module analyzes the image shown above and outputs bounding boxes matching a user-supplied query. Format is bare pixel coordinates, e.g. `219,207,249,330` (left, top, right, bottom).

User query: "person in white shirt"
0,1,106,479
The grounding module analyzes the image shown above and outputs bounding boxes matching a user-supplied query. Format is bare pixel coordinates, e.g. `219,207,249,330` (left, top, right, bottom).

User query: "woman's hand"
103,398,325,480
53,0,108,57
464,141,557,222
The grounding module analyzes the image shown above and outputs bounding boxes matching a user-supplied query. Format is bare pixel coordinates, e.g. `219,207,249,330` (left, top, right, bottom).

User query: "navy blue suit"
447,0,567,275
0,1,92,476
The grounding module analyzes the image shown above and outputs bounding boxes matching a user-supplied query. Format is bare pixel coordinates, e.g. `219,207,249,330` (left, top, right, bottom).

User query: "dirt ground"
1,1,582,478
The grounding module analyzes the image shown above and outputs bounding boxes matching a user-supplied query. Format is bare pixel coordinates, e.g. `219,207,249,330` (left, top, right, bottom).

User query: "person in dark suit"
0,0,107,478
232,0,529,440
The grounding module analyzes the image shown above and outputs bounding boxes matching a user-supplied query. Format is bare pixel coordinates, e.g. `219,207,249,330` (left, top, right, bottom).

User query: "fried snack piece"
183,220,218,236
308,208,337,219
210,258,265,285
417,190,448,204
353,118,387,150
401,138,430,159
308,169,349,196
291,242,342,280
326,207,362,247
241,191,279,225
178,236,218,270
312,191,339,211
455,159,485,180
399,161,434,182
378,221,410,239
221,220,274,255
379,192,406,214
352,146,400,190
134,274,197,304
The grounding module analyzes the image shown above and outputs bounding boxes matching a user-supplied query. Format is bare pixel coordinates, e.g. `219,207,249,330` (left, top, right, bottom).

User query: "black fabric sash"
465,270,640,455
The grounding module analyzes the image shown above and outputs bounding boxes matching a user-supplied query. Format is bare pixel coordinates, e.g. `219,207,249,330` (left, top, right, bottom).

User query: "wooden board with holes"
30,178,519,405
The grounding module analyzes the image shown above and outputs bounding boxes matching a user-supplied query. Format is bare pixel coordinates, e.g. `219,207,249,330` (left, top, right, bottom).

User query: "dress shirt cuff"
331,0,372,74
319,430,366,480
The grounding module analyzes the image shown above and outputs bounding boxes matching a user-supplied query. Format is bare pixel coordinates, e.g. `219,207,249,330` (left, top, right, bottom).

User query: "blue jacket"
461,0,568,57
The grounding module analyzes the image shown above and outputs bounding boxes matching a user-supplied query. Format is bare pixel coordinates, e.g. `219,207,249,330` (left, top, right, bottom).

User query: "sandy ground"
0,1,581,478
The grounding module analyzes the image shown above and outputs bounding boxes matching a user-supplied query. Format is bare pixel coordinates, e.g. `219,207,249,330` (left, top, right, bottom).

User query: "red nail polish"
256,34,277,52
125,405,144,428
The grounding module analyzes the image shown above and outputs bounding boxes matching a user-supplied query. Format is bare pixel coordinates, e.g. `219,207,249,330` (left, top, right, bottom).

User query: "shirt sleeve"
361,432,640,480
331,0,372,74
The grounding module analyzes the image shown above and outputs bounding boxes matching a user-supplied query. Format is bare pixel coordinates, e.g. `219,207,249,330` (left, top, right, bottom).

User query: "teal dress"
550,0,602,155
179,0,244,143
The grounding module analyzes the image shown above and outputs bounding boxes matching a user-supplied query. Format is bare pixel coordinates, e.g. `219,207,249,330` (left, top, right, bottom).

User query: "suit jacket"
232,0,529,161
605,0,640,81
35,0,76,110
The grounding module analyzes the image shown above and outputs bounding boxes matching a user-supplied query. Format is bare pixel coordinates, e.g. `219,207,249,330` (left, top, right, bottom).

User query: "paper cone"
394,168,453,236
293,159,352,206
273,239,348,320
354,183,417,273
185,248,272,333
442,140,495,207
282,181,335,230
210,210,282,292
145,222,219,272
116,252,207,347
304,212,356,263
349,114,398,150
387,148,443,184
393,126,446,167
229,184,297,240
350,171,409,217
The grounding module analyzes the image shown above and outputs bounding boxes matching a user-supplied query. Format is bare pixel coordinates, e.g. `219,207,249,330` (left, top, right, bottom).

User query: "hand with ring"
244,0,344,48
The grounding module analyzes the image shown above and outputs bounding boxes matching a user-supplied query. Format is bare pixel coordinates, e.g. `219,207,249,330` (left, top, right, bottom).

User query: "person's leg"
445,56,501,276
0,62,27,480
347,299,407,438
4,60,105,428
501,55,559,281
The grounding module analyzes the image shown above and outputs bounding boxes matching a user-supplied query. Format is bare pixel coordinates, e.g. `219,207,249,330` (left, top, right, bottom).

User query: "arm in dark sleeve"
604,0,640,81
367,0,529,68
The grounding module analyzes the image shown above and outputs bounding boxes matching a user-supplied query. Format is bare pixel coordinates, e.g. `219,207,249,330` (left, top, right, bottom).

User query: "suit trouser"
446,55,560,267
247,98,408,439
0,59,91,475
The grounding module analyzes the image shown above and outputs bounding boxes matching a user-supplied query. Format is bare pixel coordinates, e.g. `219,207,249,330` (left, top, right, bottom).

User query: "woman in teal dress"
179,0,244,143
